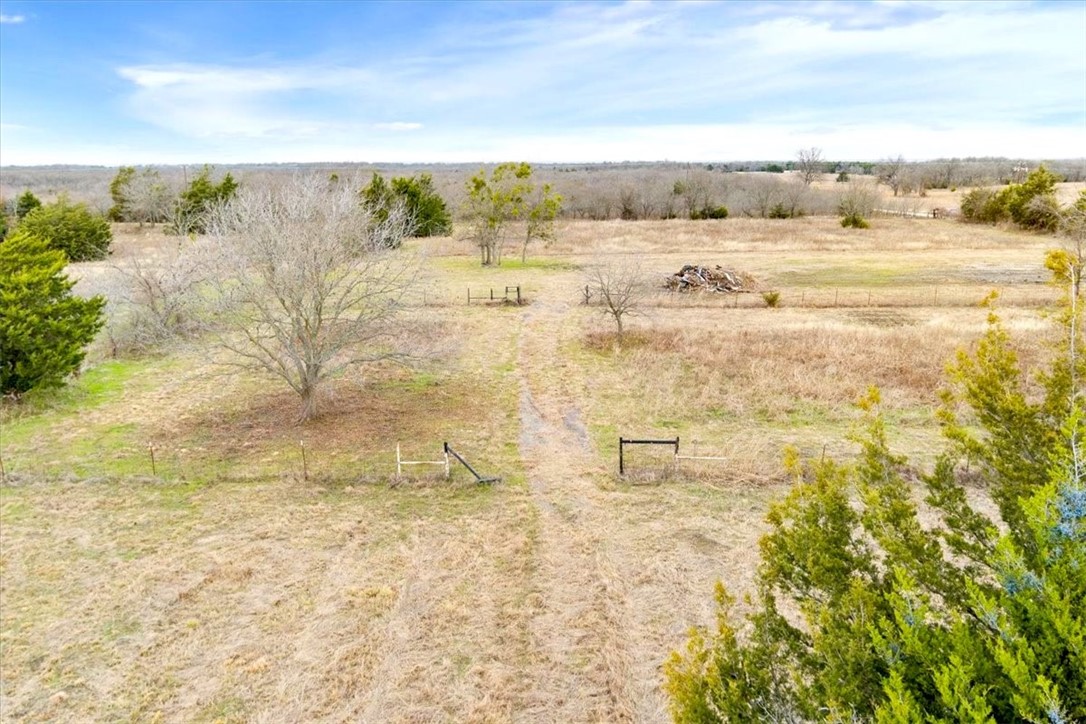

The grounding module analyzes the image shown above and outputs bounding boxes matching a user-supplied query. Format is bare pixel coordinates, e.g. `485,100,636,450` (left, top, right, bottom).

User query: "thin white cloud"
49,1,1086,162
0,13,25,24
373,122,422,132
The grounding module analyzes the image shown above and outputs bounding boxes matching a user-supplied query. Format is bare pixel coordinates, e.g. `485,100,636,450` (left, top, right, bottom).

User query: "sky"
0,0,1083,166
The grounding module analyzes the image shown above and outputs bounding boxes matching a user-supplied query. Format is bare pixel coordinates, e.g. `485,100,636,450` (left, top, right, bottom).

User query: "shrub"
18,195,112,261
761,290,780,307
961,167,1062,231
108,166,171,225
841,212,870,228
768,203,787,219
836,171,850,183
690,205,729,220
665,270,1085,722
960,187,1006,223
1003,165,1060,227
15,189,41,219
0,231,106,394
168,165,238,235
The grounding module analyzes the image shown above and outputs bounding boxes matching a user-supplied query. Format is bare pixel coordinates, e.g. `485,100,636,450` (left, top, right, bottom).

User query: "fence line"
647,284,1055,311
396,443,449,478
467,286,522,305
0,439,502,486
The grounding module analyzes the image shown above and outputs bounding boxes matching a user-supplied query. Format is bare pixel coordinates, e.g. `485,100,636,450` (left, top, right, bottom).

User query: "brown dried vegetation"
1,214,1061,722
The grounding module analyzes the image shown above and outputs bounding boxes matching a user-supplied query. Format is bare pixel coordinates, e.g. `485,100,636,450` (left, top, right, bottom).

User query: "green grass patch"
1,358,158,433
378,370,443,392
437,256,580,273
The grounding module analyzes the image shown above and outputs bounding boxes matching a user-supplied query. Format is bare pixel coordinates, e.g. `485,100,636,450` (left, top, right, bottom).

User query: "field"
0,215,1061,722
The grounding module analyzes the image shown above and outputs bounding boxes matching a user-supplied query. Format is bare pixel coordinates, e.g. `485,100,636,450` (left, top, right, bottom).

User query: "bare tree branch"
201,174,420,420
586,258,648,342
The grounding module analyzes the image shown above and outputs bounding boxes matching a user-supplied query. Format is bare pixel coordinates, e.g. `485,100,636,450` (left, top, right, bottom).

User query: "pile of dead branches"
665,264,755,293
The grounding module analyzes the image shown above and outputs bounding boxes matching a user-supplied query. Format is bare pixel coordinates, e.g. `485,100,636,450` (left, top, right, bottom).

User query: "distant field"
0,215,1061,722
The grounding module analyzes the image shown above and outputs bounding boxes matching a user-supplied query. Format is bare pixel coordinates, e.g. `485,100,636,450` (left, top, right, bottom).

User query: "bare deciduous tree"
587,259,647,341
837,179,880,218
126,168,173,227
796,147,824,186
741,175,783,218
203,175,417,420
673,169,714,219
779,178,809,217
108,240,207,354
877,155,907,196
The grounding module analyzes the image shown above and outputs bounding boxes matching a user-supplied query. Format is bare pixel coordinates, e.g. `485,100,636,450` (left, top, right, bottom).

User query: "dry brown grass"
1,215,1065,722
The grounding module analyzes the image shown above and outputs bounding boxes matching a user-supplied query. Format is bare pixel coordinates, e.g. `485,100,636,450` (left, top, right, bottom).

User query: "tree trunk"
298,374,321,421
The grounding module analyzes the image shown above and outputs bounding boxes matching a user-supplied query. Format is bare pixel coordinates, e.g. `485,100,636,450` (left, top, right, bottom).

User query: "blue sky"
0,0,1083,165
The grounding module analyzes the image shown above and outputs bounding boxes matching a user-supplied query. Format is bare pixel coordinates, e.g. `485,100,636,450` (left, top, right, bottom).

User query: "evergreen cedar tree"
15,189,42,219
665,256,1084,722
171,166,239,234
17,196,113,262
0,231,106,394
361,172,452,240
961,166,1065,231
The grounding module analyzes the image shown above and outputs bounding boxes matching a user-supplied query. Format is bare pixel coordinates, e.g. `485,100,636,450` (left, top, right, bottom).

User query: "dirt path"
514,279,649,722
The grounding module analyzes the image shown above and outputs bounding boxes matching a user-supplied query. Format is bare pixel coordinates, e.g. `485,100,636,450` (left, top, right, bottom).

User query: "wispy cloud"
373,122,422,132
11,0,1083,164
116,64,380,139
0,13,25,24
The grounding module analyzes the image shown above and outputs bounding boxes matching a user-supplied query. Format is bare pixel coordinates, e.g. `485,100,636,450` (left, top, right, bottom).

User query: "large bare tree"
203,175,416,420
877,155,907,196
796,147,824,186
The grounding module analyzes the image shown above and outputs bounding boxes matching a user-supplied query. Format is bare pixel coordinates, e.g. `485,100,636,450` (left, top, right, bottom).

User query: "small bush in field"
841,212,870,228
768,202,791,219
690,205,728,220
761,290,780,308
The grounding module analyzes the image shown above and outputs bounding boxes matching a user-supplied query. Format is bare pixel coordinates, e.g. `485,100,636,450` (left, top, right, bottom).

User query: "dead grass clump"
582,328,680,353
582,310,1054,431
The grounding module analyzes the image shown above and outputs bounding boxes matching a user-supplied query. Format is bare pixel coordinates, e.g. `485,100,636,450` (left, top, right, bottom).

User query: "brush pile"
665,264,754,293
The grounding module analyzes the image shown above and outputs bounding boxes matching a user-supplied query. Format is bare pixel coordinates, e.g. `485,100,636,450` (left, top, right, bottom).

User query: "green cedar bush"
362,172,452,240
169,165,238,235
691,205,729,220
18,195,112,262
665,262,1085,722
15,189,42,219
108,165,136,221
841,212,870,228
392,174,452,237
0,231,106,394
961,166,1063,231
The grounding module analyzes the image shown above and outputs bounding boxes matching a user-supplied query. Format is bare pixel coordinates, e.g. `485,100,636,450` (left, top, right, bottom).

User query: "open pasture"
1,216,1059,722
